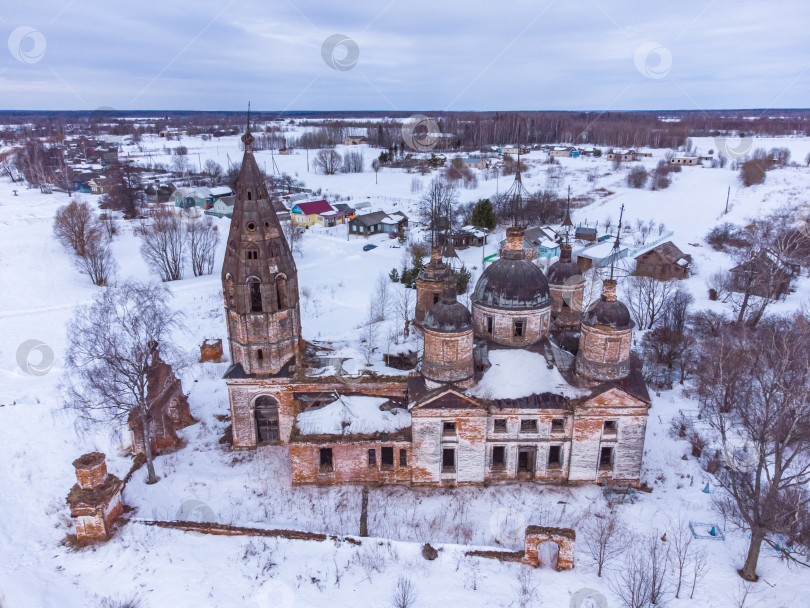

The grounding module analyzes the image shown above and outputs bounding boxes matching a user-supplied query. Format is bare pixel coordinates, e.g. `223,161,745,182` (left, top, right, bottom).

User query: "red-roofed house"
290,200,345,227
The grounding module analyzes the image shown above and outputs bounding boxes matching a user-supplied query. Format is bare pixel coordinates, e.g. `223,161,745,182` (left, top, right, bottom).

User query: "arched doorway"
537,540,559,569
254,396,280,444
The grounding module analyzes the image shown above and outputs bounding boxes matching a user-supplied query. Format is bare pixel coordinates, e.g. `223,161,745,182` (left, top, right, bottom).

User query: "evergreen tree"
471,198,497,229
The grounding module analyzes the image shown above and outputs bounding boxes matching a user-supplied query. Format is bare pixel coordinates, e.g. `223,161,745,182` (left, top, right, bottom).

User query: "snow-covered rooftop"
296,395,411,436
468,350,588,400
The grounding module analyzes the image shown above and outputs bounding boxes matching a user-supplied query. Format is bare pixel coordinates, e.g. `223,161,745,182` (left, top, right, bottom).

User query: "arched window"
276,274,288,310
246,246,259,260
247,191,252,200
254,396,279,443
248,277,262,312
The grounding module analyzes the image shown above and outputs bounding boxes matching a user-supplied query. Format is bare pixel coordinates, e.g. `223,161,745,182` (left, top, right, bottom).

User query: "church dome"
424,286,473,333
547,244,583,286
472,259,551,309
582,280,634,330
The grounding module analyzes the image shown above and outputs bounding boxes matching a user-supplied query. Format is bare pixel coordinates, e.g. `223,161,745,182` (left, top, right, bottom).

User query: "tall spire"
562,185,573,245
609,204,625,281
242,102,254,153
505,126,529,229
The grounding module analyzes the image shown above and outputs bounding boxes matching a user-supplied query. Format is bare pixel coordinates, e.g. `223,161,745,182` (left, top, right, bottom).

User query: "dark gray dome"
472,258,552,310
423,301,473,333
547,260,583,285
583,298,634,330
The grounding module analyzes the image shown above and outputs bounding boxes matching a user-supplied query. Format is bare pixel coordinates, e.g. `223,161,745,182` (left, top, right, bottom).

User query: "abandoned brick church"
222,125,650,487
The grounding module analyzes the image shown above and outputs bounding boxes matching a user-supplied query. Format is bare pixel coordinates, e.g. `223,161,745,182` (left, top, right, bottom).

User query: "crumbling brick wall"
576,324,633,381
422,328,474,389
522,526,575,570
228,379,408,450
289,440,412,485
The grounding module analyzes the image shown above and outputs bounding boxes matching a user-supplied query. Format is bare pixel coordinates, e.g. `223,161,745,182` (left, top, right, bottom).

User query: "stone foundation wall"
471,302,550,347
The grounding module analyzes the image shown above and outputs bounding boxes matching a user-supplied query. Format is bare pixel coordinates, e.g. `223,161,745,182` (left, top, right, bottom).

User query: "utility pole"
724,186,730,214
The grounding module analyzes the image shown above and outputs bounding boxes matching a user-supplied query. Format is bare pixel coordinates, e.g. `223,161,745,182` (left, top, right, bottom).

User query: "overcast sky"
1,1,808,112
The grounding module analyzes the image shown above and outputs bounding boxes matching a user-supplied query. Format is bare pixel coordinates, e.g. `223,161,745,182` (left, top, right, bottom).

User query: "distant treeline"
1,109,808,151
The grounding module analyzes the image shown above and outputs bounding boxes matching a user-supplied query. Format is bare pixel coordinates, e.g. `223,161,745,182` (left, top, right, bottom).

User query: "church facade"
222,127,650,488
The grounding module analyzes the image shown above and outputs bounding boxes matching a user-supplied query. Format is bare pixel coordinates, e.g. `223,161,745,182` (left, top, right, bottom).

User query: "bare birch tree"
394,286,415,339
139,209,186,281
582,509,627,577
75,231,117,286
624,276,676,329
688,313,810,581
54,200,97,257
62,281,181,484
187,215,220,276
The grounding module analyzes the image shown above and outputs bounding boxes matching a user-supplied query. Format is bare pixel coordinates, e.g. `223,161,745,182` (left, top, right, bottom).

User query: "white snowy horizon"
1,1,809,112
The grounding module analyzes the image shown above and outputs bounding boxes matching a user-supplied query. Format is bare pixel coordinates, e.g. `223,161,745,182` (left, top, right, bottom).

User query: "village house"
173,186,215,209
669,156,702,166
523,226,561,258
606,149,638,162
349,210,408,237
439,226,487,249
549,147,579,159
88,176,108,195
729,249,799,299
290,199,344,227
220,124,649,490
457,157,487,170
634,241,692,280
344,135,368,145
574,226,598,242
207,195,236,218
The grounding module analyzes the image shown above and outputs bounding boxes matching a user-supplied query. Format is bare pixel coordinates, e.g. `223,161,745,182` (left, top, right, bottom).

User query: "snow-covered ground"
2,128,810,607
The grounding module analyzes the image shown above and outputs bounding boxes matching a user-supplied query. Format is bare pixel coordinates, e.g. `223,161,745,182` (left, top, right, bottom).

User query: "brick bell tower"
222,115,301,376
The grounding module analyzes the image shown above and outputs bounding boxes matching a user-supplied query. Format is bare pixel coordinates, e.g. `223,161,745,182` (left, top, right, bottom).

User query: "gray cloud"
1,0,808,110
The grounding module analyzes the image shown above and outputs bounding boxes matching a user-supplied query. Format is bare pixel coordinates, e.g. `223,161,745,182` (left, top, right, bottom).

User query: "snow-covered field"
2,128,810,607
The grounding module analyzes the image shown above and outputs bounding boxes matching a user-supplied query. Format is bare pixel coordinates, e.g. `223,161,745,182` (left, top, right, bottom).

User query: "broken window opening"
381,446,394,469
442,448,456,473
319,447,334,472
491,446,506,470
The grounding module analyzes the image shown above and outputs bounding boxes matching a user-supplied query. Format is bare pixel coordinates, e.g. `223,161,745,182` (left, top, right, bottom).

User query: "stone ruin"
66,452,124,544
522,525,576,570
200,339,224,363
128,344,195,456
